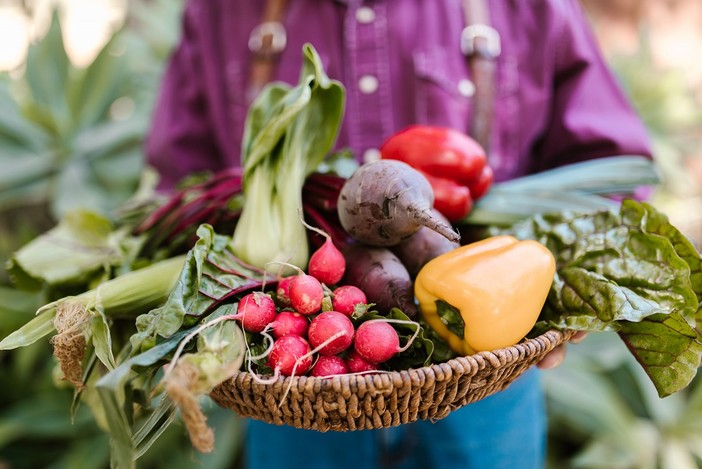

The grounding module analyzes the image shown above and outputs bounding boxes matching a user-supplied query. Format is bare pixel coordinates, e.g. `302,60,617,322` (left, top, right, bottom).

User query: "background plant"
1,1,701,468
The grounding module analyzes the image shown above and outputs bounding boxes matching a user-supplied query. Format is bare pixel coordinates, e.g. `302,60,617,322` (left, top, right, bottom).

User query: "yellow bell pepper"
414,235,555,355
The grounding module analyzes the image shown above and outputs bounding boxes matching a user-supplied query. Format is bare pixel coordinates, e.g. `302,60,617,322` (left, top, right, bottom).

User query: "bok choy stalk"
230,43,345,270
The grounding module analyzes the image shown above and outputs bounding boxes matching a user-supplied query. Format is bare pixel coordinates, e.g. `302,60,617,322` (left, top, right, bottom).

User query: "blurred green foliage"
0,3,701,469
0,2,244,468
544,28,702,469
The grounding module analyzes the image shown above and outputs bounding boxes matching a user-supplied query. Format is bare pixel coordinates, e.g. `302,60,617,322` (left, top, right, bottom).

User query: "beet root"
392,208,460,277
341,243,417,318
337,160,460,246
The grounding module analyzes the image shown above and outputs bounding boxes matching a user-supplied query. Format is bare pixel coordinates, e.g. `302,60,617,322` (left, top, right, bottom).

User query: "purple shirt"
146,0,652,189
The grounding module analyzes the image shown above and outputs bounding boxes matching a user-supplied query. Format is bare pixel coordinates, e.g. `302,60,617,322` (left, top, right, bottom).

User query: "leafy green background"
0,1,701,469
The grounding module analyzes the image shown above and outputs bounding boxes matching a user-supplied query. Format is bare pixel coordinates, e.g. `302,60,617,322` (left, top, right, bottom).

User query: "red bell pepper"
379,125,493,221
418,171,473,222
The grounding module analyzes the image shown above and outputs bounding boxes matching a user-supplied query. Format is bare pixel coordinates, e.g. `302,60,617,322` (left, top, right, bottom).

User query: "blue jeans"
244,368,545,469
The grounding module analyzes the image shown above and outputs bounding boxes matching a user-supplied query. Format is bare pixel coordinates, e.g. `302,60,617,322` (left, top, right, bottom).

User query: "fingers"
570,331,588,343
537,344,565,369
536,332,589,370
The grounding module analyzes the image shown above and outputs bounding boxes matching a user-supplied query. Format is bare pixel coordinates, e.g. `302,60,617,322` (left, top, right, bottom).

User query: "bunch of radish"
230,226,420,380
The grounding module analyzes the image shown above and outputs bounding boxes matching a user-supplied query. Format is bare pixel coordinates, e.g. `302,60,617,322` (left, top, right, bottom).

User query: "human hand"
536,331,588,369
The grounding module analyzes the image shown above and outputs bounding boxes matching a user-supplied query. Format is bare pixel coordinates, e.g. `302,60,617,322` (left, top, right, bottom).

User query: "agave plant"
0,13,147,218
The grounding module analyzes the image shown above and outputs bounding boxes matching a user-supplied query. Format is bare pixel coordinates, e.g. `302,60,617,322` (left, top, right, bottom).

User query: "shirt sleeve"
145,1,223,191
531,0,653,172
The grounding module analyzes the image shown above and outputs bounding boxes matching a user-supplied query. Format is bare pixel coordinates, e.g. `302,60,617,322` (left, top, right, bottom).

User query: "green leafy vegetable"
465,156,660,226
7,210,130,292
230,43,345,270
500,199,702,396
131,224,273,352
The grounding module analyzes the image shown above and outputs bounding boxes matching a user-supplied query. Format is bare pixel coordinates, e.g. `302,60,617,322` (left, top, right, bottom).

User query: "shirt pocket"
412,46,472,132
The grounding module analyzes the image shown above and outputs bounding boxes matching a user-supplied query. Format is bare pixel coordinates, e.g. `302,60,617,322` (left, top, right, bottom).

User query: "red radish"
289,274,324,315
276,276,295,306
353,320,401,364
307,311,355,356
271,311,309,339
308,237,346,285
332,285,367,317
267,335,313,376
310,355,349,377
345,349,379,373
234,292,277,333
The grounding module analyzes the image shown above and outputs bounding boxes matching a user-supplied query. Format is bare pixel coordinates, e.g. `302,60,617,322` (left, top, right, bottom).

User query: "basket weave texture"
210,329,573,432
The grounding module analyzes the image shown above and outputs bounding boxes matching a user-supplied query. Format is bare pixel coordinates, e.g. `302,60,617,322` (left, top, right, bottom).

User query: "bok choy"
230,43,345,270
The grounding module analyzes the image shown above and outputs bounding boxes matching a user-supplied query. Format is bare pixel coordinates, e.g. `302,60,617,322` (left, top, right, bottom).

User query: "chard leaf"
131,224,271,351
617,312,702,397
624,200,702,323
502,199,702,396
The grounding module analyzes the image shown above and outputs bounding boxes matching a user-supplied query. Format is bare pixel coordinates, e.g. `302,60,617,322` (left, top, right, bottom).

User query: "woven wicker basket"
210,329,573,431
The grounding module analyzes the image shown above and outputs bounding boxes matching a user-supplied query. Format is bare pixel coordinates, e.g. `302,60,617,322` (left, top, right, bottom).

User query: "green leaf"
463,156,660,227
502,200,702,396
628,200,702,323
67,35,128,131
0,150,57,193
96,327,197,469
0,81,49,152
618,312,702,398
131,225,271,351
23,11,71,136
90,310,117,370
231,43,345,270
7,210,125,291
0,309,56,350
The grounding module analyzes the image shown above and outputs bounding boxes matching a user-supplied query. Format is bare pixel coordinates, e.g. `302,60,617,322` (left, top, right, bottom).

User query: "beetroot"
391,209,460,277
337,160,460,246
342,244,417,318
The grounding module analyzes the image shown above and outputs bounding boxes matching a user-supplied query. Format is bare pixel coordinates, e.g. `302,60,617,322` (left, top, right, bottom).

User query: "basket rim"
228,328,574,390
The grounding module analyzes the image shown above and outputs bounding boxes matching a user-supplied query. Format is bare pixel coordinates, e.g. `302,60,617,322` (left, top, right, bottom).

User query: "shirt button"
363,148,381,163
458,79,475,97
358,75,379,94
355,6,376,24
